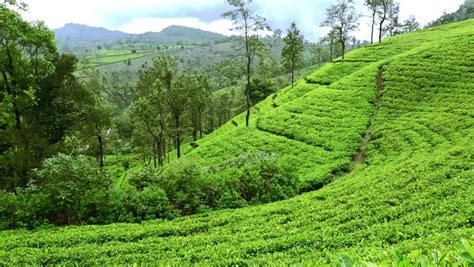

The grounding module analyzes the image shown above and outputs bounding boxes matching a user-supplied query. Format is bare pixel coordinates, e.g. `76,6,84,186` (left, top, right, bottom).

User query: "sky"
20,0,464,41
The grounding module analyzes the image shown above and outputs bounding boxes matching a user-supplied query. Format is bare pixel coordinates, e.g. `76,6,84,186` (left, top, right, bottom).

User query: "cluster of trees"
131,53,213,164
0,4,97,189
364,0,420,44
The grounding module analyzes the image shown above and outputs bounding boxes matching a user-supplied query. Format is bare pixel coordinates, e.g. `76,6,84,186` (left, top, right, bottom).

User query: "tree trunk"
159,120,165,165
152,140,157,168
96,125,104,168
379,6,387,42
341,41,346,62
371,9,376,44
175,115,181,159
329,42,333,61
245,57,251,127
291,55,295,87
192,116,198,142
158,135,164,167
244,18,251,128
198,111,203,139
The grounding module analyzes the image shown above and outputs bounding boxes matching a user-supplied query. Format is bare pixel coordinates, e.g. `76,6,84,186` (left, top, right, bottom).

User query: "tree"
321,0,359,62
403,15,420,32
281,22,304,87
131,85,166,168
1,0,27,9
223,0,270,127
248,77,276,104
378,0,400,41
383,1,401,36
132,52,177,164
189,74,211,141
0,6,57,187
134,55,174,166
166,74,193,159
365,0,382,44
81,68,113,168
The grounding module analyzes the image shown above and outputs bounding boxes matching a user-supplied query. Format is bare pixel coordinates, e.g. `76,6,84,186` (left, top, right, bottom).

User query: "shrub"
136,186,175,221
34,153,113,226
157,160,206,215
222,152,299,204
107,185,139,223
128,167,160,191
0,191,17,229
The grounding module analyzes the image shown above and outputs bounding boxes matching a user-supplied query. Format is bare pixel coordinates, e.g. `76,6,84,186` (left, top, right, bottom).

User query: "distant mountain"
126,25,227,45
54,23,129,41
427,0,474,27
53,24,230,53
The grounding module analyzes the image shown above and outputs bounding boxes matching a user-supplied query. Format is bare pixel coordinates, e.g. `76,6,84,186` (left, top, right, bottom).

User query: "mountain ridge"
53,23,227,42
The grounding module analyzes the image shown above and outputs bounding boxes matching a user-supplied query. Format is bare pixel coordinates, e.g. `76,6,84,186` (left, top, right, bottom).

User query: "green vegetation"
1,14,472,264
1,0,473,264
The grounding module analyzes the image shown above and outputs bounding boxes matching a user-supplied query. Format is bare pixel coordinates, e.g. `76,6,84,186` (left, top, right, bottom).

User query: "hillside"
1,19,473,265
129,25,227,45
54,23,128,41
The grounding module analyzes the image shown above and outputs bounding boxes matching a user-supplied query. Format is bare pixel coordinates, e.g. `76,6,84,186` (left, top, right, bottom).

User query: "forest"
1,0,473,265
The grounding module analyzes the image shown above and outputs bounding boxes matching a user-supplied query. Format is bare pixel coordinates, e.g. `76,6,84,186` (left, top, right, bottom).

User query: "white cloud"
20,0,466,41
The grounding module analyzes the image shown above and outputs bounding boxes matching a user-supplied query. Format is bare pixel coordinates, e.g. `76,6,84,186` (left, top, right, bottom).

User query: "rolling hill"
53,23,230,54
1,19,473,265
54,23,128,41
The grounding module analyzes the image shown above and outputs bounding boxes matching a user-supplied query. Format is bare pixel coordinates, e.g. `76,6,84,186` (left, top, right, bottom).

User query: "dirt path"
352,66,384,164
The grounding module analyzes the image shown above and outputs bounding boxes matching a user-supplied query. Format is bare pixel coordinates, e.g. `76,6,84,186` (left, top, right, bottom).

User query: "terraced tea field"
0,19,473,265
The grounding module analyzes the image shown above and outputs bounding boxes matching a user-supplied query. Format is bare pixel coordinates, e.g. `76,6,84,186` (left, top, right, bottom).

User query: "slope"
0,20,473,265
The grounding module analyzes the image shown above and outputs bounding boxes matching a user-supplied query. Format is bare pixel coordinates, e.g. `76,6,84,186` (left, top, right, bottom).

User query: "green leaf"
338,254,354,267
459,252,474,264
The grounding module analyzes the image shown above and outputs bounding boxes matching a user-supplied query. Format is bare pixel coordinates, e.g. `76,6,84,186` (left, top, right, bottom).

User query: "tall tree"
166,74,193,159
81,69,112,168
281,22,304,87
0,6,57,186
223,0,270,127
134,55,175,165
383,1,401,36
378,0,400,42
131,82,165,168
365,0,382,44
321,0,359,62
190,74,211,141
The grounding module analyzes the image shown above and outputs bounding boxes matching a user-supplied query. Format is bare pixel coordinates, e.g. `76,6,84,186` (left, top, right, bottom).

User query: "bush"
0,191,17,229
128,167,160,191
107,185,175,223
156,152,298,215
107,185,139,223
221,152,299,204
136,186,175,221
34,153,113,226
157,160,206,215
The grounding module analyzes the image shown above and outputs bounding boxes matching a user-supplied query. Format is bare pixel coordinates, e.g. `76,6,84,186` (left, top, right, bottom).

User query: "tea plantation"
0,20,473,265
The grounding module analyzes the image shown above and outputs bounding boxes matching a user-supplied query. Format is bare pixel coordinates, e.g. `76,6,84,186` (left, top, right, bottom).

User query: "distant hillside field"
1,20,473,265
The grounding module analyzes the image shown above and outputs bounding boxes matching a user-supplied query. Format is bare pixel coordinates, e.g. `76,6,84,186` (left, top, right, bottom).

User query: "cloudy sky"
21,0,464,41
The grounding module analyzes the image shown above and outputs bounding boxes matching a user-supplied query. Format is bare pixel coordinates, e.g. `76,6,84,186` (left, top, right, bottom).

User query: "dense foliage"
0,0,473,265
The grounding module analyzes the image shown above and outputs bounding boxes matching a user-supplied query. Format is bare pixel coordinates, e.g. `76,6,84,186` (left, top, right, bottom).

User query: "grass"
1,19,473,265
